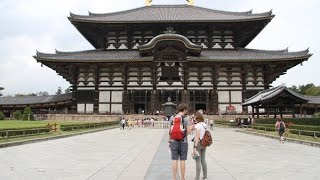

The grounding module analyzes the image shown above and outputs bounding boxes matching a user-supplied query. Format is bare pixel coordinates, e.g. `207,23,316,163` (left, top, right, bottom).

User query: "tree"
13,110,23,120
288,83,319,95
288,85,299,93
64,87,71,94
305,86,320,96
0,87,4,97
27,93,37,96
0,111,5,120
56,87,62,95
37,91,49,96
22,107,34,121
299,83,315,95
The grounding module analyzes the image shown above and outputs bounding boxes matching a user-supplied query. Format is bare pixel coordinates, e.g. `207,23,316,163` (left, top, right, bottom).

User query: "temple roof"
242,85,309,106
69,5,273,23
0,94,72,106
304,96,320,105
138,34,203,56
34,48,311,63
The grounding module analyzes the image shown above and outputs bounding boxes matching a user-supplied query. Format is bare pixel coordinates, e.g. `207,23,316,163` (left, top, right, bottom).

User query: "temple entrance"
134,104,145,114
195,104,206,112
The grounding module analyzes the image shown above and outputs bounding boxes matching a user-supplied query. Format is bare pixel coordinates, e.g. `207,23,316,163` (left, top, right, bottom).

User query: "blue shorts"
169,141,188,160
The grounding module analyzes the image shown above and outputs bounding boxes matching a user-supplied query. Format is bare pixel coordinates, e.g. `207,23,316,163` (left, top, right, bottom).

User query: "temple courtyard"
0,127,319,180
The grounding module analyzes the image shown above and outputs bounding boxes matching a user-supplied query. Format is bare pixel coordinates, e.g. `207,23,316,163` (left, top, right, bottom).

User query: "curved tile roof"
69,5,273,23
138,34,203,56
304,96,320,104
242,85,309,106
0,94,72,106
34,48,311,63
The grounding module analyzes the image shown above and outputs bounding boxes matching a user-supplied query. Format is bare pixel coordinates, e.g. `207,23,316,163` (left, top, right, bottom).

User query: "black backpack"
279,122,285,131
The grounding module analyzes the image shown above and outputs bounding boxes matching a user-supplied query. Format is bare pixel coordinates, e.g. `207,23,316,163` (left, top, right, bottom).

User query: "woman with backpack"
275,119,286,143
192,111,208,180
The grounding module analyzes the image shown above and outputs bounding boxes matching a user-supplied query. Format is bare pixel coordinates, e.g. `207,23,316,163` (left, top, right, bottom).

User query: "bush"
255,118,320,126
13,110,23,120
22,107,34,121
0,111,5,120
313,112,320,118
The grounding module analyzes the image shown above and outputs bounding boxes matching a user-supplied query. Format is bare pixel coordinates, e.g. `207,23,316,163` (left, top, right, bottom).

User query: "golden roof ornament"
187,0,194,6
145,0,152,6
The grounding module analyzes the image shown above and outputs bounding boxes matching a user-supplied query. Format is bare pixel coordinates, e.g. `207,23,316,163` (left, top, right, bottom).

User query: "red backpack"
201,123,213,147
170,115,185,141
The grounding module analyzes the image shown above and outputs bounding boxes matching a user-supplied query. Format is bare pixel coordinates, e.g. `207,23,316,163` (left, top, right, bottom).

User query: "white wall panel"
231,91,242,102
86,104,94,113
99,91,110,102
111,104,123,114
77,104,85,113
99,104,110,113
218,91,229,103
111,91,122,102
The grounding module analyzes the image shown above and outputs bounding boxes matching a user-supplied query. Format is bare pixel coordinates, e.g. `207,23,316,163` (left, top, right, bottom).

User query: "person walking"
192,111,208,180
120,118,126,130
275,119,286,143
168,103,192,180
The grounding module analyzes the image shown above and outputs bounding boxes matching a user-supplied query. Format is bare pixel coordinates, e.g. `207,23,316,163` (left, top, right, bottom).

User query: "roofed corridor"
0,127,319,180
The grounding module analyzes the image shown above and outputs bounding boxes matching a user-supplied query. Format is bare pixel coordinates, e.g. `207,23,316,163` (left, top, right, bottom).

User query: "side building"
30,4,311,115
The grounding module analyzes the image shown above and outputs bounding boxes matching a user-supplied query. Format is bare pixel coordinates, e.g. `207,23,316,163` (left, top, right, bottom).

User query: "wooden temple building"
242,85,320,118
32,3,312,115
2,2,313,116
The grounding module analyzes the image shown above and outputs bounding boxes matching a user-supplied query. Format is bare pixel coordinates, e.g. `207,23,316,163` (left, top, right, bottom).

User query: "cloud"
0,0,319,96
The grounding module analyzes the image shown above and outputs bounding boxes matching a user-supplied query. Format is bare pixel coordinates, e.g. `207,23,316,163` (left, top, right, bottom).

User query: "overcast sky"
0,0,319,96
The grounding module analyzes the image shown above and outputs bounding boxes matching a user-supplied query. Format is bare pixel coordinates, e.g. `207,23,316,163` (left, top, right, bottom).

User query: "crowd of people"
119,117,163,130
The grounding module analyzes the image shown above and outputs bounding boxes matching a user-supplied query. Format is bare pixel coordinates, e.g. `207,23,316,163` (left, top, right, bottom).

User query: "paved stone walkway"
0,127,320,180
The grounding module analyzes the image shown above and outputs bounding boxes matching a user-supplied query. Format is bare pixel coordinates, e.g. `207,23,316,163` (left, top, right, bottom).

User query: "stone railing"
47,114,120,122
47,114,252,122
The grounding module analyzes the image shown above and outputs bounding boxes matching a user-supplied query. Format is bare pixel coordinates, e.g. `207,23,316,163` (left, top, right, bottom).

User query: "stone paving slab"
0,127,320,180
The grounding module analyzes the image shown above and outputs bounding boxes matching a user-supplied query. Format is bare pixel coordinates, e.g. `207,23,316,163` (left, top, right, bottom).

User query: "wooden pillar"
122,91,129,114
266,106,270,118
241,66,248,113
69,66,78,114
252,105,255,118
186,91,191,112
122,64,129,114
280,107,283,118
292,104,295,118
206,90,209,114
93,65,99,114
207,26,213,49
274,107,277,118
211,65,219,114
256,106,260,118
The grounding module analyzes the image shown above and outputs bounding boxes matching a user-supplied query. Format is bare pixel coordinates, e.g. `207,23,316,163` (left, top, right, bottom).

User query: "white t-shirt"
195,122,207,140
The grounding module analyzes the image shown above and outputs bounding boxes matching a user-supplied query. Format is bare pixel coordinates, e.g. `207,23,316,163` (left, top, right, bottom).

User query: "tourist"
120,118,126,130
168,103,192,180
209,119,214,131
275,119,286,143
193,111,208,180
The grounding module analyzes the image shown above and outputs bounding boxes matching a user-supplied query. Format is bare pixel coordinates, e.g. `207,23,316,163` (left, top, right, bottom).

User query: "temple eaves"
145,0,194,6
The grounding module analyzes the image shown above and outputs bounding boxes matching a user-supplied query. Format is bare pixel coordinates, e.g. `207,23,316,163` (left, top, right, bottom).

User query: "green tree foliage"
288,85,299,93
289,83,320,96
56,87,63,95
64,88,71,94
0,86,4,97
37,91,49,96
13,110,23,120
0,111,5,120
313,112,320,118
305,86,320,96
22,107,34,121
